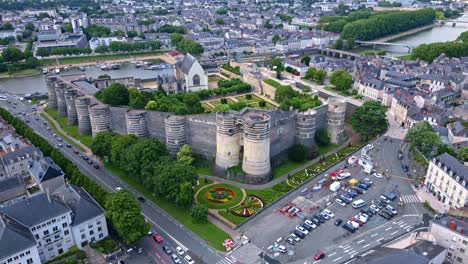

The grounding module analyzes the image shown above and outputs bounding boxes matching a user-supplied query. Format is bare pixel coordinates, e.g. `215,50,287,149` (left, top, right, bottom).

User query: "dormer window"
456,176,460,182
444,166,447,172
463,181,466,187
449,171,453,176
438,162,442,167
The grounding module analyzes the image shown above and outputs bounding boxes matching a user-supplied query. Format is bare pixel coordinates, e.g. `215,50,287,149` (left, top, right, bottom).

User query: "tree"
176,182,194,206
334,39,344,50
148,161,197,203
314,70,327,84
315,128,330,146
351,101,388,141
406,121,434,143
405,121,444,158
104,190,149,245
100,83,130,106
216,8,228,15
272,34,282,44
91,131,117,158
301,56,311,66
305,67,317,80
170,33,184,45
190,204,208,223
274,85,295,104
177,144,194,166
2,46,23,63
215,18,225,25
330,70,353,91
344,37,355,50
127,30,138,38
263,20,273,29
25,22,35,31
111,135,138,167
268,58,284,72
458,147,468,161
288,144,307,162
63,23,73,33
98,74,110,79
259,100,267,108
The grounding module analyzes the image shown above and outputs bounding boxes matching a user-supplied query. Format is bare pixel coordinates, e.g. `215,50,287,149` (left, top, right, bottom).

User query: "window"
193,74,200,86
90,230,94,235
7,258,12,263
55,235,60,239
47,221,51,225
52,219,56,223
62,222,68,228
91,237,96,242
58,248,63,255
98,227,102,232
26,251,30,255
27,258,33,264
457,257,462,262
20,253,24,257
35,234,39,240
99,233,104,238
64,230,69,236
81,234,86,239
462,240,467,245
46,239,51,243
460,248,465,253
53,226,58,232
43,230,49,236
32,227,36,231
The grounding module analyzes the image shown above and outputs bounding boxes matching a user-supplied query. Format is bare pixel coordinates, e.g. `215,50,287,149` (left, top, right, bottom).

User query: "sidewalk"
414,186,448,214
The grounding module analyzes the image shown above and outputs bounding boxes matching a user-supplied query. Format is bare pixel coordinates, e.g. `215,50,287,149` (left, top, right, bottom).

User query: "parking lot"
238,138,426,264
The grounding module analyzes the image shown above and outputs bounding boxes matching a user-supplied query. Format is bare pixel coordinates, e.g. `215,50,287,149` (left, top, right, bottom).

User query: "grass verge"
104,163,231,251
318,144,339,156
218,210,247,226
44,108,93,147
246,182,293,205
196,166,214,176
41,113,86,152
0,68,41,78
272,160,309,179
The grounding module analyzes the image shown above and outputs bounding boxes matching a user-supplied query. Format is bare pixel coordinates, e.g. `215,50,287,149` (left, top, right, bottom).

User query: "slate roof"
176,53,196,74
0,215,37,260
432,153,468,190
54,185,105,226
0,176,24,193
0,193,71,227
1,145,37,164
29,157,63,183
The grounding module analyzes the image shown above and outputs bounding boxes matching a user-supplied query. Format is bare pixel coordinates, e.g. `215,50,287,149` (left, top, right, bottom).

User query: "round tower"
295,110,317,148
64,89,78,126
327,97,347,145
75,96,92,135
55,82,67,117
164,115,187,156
215,111,241,174
46,76,58,109
242,112,271,183
125,110,148,138
88,103,111,136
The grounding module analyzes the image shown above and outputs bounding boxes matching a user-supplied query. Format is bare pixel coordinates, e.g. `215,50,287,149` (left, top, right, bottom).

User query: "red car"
314,251,325,260
152,234,163,243
350,218,364,226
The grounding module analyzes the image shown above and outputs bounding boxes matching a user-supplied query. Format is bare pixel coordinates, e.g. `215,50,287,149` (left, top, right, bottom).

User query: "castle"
45,74,346,184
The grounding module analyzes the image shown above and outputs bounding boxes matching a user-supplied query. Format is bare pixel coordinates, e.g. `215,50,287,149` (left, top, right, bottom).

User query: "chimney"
46,187,51,204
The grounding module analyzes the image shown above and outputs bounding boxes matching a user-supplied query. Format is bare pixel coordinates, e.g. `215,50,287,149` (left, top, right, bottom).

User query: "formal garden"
196,183,244,209
201,93,277,113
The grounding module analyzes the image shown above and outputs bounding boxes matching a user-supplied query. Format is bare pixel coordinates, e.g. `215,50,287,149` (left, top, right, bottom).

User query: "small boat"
145,64,167,70
79,66,86,71
64,66,70,71
42,68,49,74
109,64,120,70
100,65,109,71
54,68,60,74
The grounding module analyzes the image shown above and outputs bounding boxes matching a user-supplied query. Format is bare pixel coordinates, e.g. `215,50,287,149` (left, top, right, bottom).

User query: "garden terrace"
221,64,242,76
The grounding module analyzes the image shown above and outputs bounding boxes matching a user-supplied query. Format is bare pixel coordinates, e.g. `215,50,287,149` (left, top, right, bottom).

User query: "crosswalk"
401,194,421,204
217,255,238,264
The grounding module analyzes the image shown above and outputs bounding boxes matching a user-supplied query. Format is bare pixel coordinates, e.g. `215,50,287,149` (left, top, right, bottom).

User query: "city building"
429,216,467,264
424,153,468,209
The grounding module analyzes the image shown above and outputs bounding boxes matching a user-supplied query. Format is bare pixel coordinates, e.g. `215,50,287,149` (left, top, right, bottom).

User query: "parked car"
296,225,309,235
138,196,146,203
336,198,347,207
184,255,195,264
300,223,312,232
323,209,334,218
176,246,185,256
340,195,352,203
402,164,409,172
372,172,384,179
386,205,398,215
73,150,79,154
314,214,325,223
115,187,122,192
171,254,181,264
66,144,72,148
342,193,354,201
290,233,301,242
350,217,364,226
398,150,403,160
304,220,317,229
319,212,330,220
346,190,358,198
343,223,356,233
357,183,369,190
94,164,100,169
153,234,164,243
162,246,173,255
311,217,321,226
379,212,392,220
334,219,343,226
293,230,305,239
363,178,373,185
286,236,295,245
87,159,93,165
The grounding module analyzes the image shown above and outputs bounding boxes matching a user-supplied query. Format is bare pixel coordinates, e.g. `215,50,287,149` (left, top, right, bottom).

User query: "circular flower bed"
196,184,244,209
231,195,265,217
206,187,236,203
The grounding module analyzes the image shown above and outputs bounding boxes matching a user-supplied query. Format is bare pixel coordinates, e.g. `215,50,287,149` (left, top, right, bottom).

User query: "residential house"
429,216,468,264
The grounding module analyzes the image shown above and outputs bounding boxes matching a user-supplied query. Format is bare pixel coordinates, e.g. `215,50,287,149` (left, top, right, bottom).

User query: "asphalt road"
0,95,223,264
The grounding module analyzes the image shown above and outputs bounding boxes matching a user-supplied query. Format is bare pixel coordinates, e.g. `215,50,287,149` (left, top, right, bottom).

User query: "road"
0,95,224,264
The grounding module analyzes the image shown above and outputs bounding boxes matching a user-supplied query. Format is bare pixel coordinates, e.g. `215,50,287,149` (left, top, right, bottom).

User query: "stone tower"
295,109,317,148
164,115,187,156
215,111,241,174
125,110,148,138
64,89,78,126
88,103,111,136
242,112,271,183
75,96,92,135
46,76,58,110
55,82,67,117
327,97,346,145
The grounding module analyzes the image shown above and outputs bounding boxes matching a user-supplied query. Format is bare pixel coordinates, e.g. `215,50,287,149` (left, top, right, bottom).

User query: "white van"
352,199,367,209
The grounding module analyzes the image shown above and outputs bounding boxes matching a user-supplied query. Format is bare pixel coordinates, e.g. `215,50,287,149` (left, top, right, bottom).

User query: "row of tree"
0,108,149,245
91,132,208,221
304,67,327,84
94,40,162,53
36,47,92,57
0,45,40,74
410,31,468,62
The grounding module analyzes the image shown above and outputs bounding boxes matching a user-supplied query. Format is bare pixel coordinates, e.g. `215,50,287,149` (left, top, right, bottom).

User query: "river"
376,14,468,56
0,62,174,95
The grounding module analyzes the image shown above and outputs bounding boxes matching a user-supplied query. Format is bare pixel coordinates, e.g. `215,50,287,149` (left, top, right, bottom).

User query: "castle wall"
146,111,168,141
314,103,328,130
186,114,217,159
46,76,58,110
109,106,128,134
269,110,296,160
126,110,149,138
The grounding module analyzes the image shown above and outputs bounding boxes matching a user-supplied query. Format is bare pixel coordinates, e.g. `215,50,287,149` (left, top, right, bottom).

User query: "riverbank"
372,23,440,43
0,69,41,79
41,50,175,69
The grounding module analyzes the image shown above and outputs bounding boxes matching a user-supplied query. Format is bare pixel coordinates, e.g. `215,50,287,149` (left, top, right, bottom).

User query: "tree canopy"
177,144,194,166
351,101,388,140
405,121,455,158
99,83,130,106
330,70,353,91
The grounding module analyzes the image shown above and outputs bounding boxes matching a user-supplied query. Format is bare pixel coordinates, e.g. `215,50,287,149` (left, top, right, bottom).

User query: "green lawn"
272,160,309,179
40,50,168,65
44,108,93,147
196,166,214,176
318,144,339,156
41,113,86,152
196,183,244,210
193,178,214,194
324,86,355,97
218,210,247,226
246,182,293,205
104,163,231,251
0,68,40,78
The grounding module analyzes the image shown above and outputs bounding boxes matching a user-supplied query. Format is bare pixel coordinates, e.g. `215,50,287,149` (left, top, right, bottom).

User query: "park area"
201,93,277,112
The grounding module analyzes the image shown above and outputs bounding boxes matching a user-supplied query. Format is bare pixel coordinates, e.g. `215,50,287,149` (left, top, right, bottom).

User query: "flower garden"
230,195,264,217
196,183,244,210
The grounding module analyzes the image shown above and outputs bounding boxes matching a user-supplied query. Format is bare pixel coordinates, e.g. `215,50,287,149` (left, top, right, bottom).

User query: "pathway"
199,141,350,190
39,106,94,156
83,245,106,264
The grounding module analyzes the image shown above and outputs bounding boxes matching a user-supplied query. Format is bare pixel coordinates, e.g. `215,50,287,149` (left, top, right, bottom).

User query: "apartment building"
429,216,468,264
424,153,468,209
0,215,41,264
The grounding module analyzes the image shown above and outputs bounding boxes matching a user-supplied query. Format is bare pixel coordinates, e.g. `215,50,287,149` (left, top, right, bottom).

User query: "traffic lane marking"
333,257,343,262
362,244,370,248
